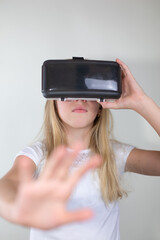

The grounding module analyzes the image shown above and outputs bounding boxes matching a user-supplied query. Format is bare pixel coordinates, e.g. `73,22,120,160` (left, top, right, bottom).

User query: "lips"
72,106,88,112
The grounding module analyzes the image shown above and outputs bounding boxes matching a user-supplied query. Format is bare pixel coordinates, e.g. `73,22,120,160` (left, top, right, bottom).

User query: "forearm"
133,94,160,136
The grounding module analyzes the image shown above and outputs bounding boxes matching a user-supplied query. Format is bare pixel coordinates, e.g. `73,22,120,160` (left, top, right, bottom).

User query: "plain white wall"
0,0,160,239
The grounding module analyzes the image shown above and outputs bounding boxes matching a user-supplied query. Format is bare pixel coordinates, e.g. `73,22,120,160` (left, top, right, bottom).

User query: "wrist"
131,93,151,114
132,93,159,124
133,94,160,136
0,200,15,222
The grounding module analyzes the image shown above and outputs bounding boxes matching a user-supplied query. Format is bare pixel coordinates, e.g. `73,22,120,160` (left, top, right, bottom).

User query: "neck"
65,126,91,150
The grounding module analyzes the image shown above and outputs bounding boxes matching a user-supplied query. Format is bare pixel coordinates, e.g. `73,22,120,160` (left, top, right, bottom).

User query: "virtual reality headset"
42,57,122,102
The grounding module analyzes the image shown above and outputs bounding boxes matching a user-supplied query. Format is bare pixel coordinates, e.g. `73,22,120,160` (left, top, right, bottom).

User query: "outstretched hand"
11,143,102,230
99,59,146,111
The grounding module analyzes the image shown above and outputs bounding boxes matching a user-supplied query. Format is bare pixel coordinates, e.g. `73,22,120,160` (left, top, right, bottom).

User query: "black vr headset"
42,57,122,102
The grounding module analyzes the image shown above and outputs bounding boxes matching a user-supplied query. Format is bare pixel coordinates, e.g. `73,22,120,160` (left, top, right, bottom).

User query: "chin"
68,120,93,129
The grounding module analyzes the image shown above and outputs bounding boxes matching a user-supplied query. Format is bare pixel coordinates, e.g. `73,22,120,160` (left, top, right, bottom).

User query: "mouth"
72,106,88,113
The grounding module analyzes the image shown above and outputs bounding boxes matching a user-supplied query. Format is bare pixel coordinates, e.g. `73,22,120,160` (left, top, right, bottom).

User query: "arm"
133,95,160,136
0,156,36,221
99,59,160,175
125,148,160,175
0,143,102,229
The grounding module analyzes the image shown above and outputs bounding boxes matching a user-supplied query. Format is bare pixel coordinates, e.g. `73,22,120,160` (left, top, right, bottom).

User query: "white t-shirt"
15,141,134,240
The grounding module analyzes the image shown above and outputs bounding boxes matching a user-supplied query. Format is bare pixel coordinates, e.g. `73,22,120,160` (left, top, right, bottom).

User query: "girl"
0,59,160,240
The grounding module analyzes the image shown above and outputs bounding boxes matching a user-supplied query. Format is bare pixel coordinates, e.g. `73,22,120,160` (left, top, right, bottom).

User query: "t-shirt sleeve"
14,141,45,166
111,140,135,175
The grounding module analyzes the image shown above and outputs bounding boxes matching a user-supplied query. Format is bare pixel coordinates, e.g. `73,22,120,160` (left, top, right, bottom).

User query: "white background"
0,0,160,239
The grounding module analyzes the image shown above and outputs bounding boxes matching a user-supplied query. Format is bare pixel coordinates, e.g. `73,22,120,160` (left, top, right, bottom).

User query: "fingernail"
71,141,84,151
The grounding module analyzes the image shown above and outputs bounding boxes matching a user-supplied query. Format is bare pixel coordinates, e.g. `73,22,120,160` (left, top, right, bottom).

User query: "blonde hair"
42,100,126,204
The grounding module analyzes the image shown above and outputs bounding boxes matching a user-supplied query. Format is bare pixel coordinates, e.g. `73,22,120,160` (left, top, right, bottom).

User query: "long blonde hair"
42,100,126,204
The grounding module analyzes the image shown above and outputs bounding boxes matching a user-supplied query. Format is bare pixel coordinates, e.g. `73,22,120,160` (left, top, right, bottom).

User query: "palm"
12,144,101,230
15,180,68,229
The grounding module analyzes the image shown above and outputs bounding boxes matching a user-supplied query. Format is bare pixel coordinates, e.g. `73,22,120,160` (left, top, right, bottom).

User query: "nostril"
74,99,87,102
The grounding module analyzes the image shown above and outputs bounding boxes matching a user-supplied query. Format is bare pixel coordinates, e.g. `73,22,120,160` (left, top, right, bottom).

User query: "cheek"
56,104,69,121
90,103,101,115
56,102,77,126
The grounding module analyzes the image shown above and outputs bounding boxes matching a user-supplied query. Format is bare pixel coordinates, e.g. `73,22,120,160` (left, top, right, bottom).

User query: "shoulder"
14,141,46,166
110,140,135,156
110,139,135,174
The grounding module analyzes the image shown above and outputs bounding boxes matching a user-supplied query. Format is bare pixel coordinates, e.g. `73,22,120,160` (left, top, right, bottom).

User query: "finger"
61,209,93,225
18,157,33,183
67,154,102,190
116,58,129,72
41,145,67,179
53,141,86,179
42,142,85,179
69,141,85,152
116,59,138,94
116,59,144,92
116,58,134,79
98,100,122,109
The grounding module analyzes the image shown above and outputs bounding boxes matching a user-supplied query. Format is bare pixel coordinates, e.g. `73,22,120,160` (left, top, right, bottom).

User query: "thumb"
62,209,94,224
99,100,122,109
